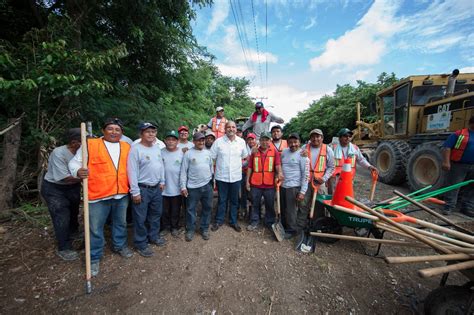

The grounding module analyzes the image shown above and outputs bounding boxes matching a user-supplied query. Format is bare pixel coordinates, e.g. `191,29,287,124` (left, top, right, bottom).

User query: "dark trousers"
186,183,213,232
161,195,182,231
215,180,240,225
281,187,300,234
41,179,81,251
250,187,276,227
240,173,248,209
132,185,163,250
444,162,474,212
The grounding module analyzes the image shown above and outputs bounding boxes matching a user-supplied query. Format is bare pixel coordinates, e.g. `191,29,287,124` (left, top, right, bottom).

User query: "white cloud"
284,19,294,30
460,67,474,73
207,0,229,35
249,85,327,122
302,17,317,30
216,63,253,77
309,0,402,71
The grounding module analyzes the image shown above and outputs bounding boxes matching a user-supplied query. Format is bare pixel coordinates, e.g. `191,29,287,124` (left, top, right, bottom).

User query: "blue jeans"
215,180,241,225
132,186,163,249
250,187,276,227
240,173,248,210
89,196,129,263
186,182,213,232
444,162,474,212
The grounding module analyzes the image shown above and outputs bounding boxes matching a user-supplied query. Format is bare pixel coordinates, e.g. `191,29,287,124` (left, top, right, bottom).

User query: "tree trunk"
0,118,22,211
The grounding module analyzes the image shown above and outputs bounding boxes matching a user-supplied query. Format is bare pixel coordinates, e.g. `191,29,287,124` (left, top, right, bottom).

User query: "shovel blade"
272,221,285,242
296,231,316,253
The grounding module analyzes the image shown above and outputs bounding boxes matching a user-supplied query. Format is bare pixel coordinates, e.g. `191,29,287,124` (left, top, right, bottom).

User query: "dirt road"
0,172,472,314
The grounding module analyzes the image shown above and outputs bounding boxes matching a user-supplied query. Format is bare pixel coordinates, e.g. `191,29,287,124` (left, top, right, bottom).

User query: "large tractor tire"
407,142,445,192
372,141,411,185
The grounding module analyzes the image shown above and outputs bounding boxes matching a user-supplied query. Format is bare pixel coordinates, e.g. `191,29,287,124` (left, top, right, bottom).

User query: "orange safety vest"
307,144,328,179
250,146,276,186
332,143,357,177
211,116,227,138
87,138,130,201
272,139,288,152
451,128,470,162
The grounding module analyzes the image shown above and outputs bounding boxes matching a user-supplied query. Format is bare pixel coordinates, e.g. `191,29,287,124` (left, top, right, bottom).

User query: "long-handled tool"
271,179,285,242
369,169,378,201
296,183,319,253
393,190,473,235
80,123,92,294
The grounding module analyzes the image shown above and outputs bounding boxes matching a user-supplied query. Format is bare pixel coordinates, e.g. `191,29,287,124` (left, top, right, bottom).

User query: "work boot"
211,223,222,232
185,231,194,242
91,262,100,277
201,230,210,241
230,223,242,232
56,249,79,261
159,229,170,237
247,223,258,231
114,246,133,258
171,229,180,237
149,237,167,247
137,246,154,257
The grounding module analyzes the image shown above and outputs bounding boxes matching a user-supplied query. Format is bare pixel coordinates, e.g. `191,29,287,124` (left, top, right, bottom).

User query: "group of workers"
40,101,474,278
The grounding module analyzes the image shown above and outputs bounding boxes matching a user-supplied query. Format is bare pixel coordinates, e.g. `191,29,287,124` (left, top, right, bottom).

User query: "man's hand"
297,192,305,201
442,161,451,172
368,165,378,175
313,177,324,185
77,168,89,179
246,181,251,192
182,147,189,153
160,184,165,191
277,173,284,183
300,149,308,157
181,188,188,198
251,147,258,154
132,195,142,204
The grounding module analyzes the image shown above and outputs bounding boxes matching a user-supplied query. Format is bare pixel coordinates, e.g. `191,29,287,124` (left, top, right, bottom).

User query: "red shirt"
248,147,281,189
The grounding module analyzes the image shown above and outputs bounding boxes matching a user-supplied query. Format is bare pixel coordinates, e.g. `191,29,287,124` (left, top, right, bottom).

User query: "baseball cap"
337,128,353,137
288,133,300,140
246,133,257,139
138,122,156,132
271,125,282,132
309,129,324,136
260,131,272,139
193,132,205,140
216,106,224,112
103,117,124,130
165,130,178,139
205,130,216,138
178,125,189,132
255,101,264,108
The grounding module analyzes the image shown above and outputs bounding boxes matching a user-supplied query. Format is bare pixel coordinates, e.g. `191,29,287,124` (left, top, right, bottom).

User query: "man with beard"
270,125,288,153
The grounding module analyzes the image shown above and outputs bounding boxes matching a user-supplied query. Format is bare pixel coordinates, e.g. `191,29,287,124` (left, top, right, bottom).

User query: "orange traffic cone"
331,158,355,209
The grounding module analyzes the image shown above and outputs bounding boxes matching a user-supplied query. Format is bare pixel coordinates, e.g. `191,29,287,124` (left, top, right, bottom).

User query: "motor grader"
353,70,474,191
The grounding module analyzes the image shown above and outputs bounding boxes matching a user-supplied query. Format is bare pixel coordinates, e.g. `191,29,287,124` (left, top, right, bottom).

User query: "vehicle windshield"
412,86,445,105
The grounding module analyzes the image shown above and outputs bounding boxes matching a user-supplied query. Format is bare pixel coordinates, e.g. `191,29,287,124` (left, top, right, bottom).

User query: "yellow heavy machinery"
353,70,474,191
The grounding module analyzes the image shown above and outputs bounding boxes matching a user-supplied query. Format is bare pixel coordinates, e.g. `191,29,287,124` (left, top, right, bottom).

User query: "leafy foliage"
284,72,398,142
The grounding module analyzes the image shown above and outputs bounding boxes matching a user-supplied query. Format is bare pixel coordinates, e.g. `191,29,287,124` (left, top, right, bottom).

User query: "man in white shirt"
210,121,249,232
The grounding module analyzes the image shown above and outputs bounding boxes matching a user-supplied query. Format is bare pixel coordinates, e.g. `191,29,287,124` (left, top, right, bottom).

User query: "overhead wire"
229,0,253,79
236,0,257,81
251,0,264,89
265,0,268,98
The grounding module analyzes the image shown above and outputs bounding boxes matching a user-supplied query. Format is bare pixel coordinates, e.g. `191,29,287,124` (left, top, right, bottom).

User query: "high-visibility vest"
332,143,357,177
272,139,288,152
451,128,470,162
250,146,276,186
87,138,130,201
307,144,328,179
211,116,227,138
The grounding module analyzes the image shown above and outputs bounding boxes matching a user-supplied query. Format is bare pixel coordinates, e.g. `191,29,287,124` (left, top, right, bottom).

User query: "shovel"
271,179,285,242
369,169,378,201
80,123,92,294
296,182,319,253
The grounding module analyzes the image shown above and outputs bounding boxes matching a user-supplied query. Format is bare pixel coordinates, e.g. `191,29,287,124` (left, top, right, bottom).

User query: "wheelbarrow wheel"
312,217,342,244
424,285,473,315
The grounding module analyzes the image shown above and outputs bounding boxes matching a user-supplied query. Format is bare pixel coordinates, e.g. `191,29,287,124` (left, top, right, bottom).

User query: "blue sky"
192,0,474,122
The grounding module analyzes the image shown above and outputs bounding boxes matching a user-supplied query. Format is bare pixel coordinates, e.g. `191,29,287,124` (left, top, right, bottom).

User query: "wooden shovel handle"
418,260,474,278
81,123,92,284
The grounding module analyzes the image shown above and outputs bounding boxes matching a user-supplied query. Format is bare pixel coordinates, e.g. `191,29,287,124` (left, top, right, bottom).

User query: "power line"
236,0,257,81
265,0,268,98
229,0,252,78
251,0,264,88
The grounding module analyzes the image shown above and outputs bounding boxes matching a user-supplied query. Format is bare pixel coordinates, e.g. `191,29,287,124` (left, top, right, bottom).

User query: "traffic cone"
331,158,355,209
